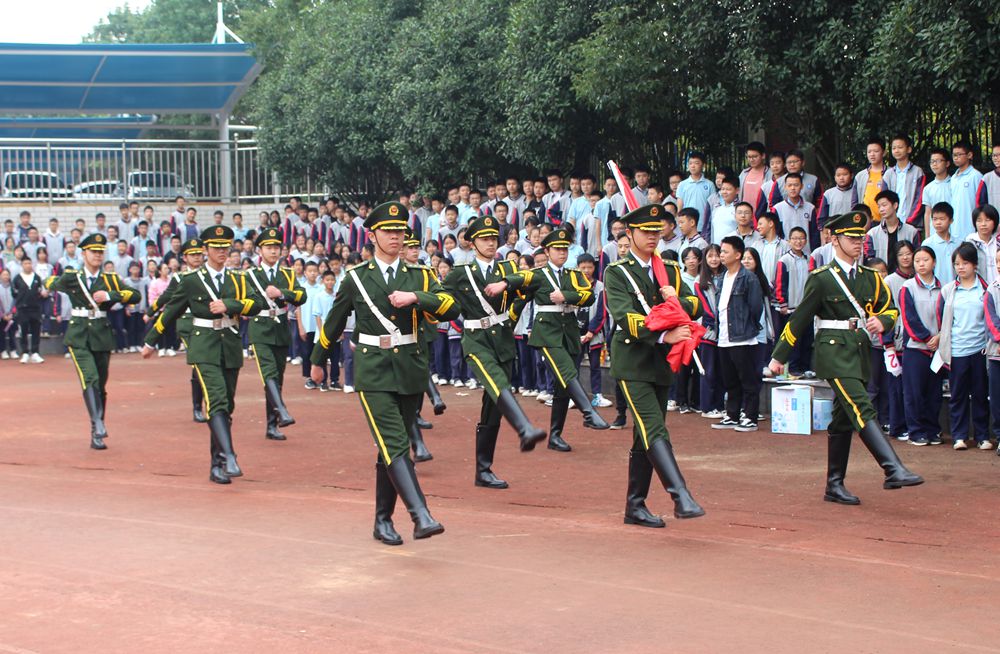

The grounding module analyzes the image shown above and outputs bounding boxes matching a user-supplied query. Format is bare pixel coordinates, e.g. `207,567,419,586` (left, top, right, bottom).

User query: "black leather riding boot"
824,432,859,504
475,423,508,489
386,457,444,539
373,461,402,545
646,439,705,518
624,450,665,527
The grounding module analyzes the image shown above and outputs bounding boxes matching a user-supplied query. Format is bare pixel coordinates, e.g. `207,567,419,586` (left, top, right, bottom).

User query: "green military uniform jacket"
46,269,139,351
244,265,306,347
148,272,196,339
772,261,897,380
310,260,460,394
145,267,265,369
503,263,594,355
603,252,701,386
442,259,520,363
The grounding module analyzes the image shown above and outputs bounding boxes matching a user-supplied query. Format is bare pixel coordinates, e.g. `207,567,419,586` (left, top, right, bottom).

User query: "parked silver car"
72,179,122,200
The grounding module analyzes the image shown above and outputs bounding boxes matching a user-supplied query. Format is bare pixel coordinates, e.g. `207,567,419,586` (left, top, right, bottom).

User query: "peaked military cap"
255,227,282,247
466,215,500,241
827,211,867,237
80,232,108,251
542,226,573,248
403,228,420,247
201,225,234,247
622,204,667,232
363,201,408,231
181,238,204,255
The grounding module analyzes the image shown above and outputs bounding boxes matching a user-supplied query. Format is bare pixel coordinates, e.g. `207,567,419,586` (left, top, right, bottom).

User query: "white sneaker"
158,349,165,357
978,440,993,450
537,392,552,402
666,400,678,412
131,346,139,353
243,349,250,358
953,439,968,450
432,374,440,384
1,351,8,360
701,409,724,419
593,393,613,408
30,353,44,364
342,385,355,394
544,398,553,407
466,379,477,389
523,389,538,397
451,379,462,387
290,356,302,365
64,352,71,359
166,348,177,357
20,353,29,364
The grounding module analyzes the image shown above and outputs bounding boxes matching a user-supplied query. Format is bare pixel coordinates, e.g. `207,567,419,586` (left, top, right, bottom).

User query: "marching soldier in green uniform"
768,210,923,504
309,201,460,546
402,228,436,461
147,237,207,423
486,226,609,452
246,227,307,441
441,216,547,489
410,230,449,437
45,233,140,450
142,225,266,485
603,204,705,527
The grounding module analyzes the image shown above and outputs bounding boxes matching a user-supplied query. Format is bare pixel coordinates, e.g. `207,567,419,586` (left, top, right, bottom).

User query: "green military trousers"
536,345,579,396
251,343,288,385
465,353,513,427
828,376,877,433
67,347,110,393
357,391,421,464
192,363,240,417
618,379,672,452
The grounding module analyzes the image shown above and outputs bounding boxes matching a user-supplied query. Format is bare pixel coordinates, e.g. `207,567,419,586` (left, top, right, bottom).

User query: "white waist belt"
816,319,860,330
463,314,509,331
357,332,418,348
71,308,107,319
266,307,288,317
192,316,238,330
536,304,577,314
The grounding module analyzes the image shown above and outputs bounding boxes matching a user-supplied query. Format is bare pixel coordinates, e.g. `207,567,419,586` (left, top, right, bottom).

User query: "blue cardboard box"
812,398,833,431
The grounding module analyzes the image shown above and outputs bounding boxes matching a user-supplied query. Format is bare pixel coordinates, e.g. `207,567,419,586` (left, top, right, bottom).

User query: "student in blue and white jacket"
983,247,1000,450
898,246,943,446
935,243,989,450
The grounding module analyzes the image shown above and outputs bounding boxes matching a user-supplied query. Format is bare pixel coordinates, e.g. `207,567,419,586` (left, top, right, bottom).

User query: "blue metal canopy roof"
0,116,157,139
0,42,261,115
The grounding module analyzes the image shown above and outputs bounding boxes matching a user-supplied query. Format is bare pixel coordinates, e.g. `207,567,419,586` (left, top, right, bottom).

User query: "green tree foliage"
90,0,1000,194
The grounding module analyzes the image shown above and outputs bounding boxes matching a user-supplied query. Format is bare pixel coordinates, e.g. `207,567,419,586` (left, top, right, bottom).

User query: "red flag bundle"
643,296,706,373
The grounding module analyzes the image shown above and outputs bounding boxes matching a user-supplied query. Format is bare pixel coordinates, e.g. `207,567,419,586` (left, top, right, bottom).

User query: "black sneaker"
330,382,343,391
734,417,758,432
609,414,627,430
929,434,943,445
908,437,929,446
319,382,329,392
678,405,692,414
712,417,739,430
304,380,318,390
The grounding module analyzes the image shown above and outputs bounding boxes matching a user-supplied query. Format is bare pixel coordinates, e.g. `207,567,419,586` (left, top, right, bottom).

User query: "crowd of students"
2,135,1000,443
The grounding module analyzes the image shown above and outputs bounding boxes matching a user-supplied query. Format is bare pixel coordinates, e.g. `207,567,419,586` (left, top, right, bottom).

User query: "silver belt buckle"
212,319,223,329
88,309,96,318
268,308,277,318
479,317,490,329
379,334,393,349
847,317,858,330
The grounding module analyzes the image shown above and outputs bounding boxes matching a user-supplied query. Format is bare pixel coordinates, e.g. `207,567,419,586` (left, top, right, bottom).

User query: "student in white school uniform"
936,243,990,450
816,163,858,230
882,241,916,441
966,205,999,285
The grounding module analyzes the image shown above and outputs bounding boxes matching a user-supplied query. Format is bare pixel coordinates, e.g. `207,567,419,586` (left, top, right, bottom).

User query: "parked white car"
113,171,194,200
1,170,74,199
72,179,121,200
